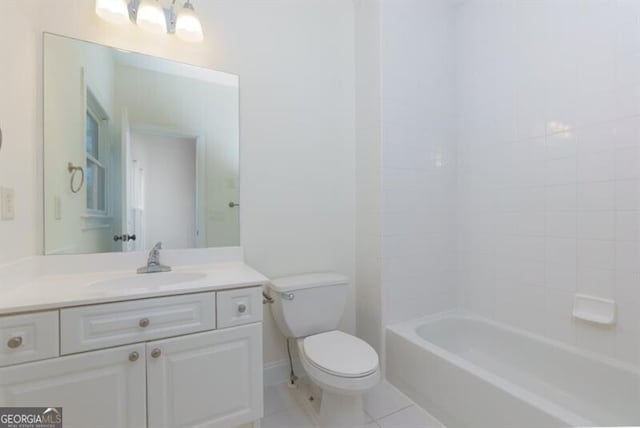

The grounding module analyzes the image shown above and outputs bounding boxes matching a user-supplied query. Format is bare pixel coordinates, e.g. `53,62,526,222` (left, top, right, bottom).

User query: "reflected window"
85,90,108,214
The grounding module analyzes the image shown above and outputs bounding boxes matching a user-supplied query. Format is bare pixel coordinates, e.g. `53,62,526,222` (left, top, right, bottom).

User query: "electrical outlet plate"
1,187,15,221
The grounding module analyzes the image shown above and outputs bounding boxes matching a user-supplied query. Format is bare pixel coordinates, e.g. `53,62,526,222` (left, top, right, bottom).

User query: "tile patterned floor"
261,380,445,428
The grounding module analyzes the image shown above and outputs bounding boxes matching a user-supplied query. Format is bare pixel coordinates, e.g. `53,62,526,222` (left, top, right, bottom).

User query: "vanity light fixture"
136,0,167,34
95,0,130,25
175,1,204,42
95,0,204,42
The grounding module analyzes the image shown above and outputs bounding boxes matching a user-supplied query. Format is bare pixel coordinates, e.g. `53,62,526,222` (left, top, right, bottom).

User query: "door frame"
127,123,206,249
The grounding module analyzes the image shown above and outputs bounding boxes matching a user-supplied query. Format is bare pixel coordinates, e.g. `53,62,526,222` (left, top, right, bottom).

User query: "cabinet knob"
7,336,22,349
151,348,162,358
237,303,247,313
129,351,140,362
139,318,150,328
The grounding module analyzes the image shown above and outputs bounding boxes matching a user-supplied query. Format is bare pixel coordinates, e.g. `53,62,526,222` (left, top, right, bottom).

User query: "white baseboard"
263,358,306,387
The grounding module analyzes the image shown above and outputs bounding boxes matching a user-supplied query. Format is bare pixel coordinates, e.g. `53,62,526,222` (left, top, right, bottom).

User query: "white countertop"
0,262,268,315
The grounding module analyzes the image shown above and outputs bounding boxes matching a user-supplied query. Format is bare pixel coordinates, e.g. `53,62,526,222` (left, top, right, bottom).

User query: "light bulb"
176,1,203,42
95,0,130,25
137,0,167,34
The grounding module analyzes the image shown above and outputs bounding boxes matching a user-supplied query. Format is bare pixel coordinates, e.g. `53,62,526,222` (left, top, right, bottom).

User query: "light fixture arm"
127,0,140,23
127,0,180,34
97,0,202,42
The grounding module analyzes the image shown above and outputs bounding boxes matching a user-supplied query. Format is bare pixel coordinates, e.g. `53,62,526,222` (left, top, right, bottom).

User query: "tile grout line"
373,383,447,428
372,403,415,423
265,381,446,428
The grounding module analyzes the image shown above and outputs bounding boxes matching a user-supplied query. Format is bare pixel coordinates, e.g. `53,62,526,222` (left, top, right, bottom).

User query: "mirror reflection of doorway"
129,130,199,250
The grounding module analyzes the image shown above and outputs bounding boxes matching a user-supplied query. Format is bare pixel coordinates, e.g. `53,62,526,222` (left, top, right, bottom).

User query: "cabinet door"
0,344,146,428
147,323,263,428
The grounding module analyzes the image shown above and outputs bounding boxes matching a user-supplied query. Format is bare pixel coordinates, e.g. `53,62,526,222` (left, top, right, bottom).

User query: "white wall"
455,0,640,364
354,0,383,355
379,0,458,326
0,0,356,367
0,2,40,263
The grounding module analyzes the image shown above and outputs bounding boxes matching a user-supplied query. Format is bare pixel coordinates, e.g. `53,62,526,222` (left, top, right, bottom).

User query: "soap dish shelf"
572,294,616,326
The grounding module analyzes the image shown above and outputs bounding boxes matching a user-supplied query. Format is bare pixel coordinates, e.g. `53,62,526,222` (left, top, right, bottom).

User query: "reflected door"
130,130,197,250
120,109,140,252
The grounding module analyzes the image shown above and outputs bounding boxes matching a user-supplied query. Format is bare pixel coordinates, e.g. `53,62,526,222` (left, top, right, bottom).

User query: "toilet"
268,273,380,428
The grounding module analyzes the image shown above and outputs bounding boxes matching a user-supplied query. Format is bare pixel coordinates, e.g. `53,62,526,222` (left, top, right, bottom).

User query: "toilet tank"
268,273,349,338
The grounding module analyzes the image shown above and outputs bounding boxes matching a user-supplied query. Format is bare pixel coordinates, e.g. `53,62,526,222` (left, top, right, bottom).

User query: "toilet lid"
303,331,379,378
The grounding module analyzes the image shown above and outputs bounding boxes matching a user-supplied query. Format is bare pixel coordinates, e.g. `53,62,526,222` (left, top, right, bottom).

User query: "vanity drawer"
217,287,263,328
0,311,59,367
60,292,216,354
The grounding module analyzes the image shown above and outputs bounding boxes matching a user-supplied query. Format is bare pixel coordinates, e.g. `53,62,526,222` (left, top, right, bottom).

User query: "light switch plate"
1,187,15,221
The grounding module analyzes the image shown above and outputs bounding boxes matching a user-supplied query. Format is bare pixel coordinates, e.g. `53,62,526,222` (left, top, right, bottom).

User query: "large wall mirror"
43,33,240,255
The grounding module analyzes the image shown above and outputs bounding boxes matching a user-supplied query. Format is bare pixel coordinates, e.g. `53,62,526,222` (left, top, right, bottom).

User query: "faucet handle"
153,242,162,250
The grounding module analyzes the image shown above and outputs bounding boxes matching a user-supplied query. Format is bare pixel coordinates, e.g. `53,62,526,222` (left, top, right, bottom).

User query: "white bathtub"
386,312,640,428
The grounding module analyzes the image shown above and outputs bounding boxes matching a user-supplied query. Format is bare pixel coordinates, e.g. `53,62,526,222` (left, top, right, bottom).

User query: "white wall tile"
577,151,614,183
545,157,577,185
377,0,638,365
545,261,577,293
577,211,615,240
454,0,640,363
577,266,615,299
615,211,640,241
614,147,640,180
577,181,615,211
546,211,577,238
615,179,640,210
615,241,640,272
546,237,577,267
546,131,577,159
546,184,577,211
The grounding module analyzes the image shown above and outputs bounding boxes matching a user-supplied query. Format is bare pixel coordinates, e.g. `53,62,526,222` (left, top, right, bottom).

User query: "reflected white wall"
130,133,197,249
114,63,240,248
43,35,117,254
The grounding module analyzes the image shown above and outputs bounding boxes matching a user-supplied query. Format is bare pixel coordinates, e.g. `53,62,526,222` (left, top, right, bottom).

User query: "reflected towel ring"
67,162,85,193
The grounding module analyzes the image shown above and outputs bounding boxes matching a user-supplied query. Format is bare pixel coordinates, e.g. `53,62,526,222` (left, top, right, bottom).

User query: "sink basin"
90,272,207,291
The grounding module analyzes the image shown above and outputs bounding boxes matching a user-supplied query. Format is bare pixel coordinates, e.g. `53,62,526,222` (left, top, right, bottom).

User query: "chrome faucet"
137,242,172,274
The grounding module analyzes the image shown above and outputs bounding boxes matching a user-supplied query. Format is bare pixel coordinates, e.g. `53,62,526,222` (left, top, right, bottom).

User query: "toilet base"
318,389,366,428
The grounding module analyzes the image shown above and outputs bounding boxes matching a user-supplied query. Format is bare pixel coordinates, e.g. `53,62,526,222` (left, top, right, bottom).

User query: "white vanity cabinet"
0,287,264,428
147,324,262,428
0,344,147,427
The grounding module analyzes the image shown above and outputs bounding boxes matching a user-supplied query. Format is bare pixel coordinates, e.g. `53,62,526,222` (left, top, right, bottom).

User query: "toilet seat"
298,331,380,395
302,331,379,378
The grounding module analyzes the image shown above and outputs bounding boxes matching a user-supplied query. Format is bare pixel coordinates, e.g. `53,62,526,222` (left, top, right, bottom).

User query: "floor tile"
261,405,315,428
262,381,444,428
377,405,445,428
364,380,413,420
263,383,299,416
